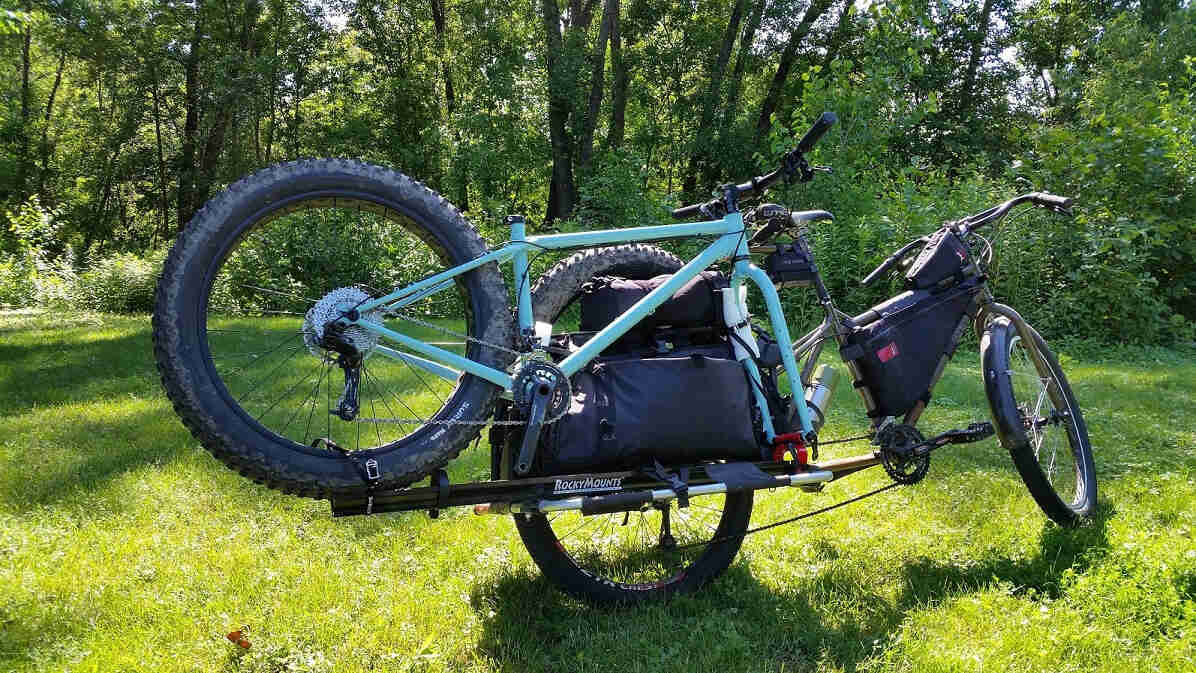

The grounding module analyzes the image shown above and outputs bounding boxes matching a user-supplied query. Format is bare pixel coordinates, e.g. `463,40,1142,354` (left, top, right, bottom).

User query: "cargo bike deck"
329,421,994,520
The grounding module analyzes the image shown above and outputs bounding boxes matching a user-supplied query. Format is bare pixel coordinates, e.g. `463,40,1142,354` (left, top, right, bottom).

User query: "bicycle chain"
351,311,560,427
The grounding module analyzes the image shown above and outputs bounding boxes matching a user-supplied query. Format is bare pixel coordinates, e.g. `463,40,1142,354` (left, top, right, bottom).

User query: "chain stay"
352,310,559,427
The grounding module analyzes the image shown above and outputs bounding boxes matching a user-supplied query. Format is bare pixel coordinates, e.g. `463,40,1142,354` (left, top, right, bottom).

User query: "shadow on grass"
0,405,184,511
0,332,158,410
469,504,1112,673
0,603,95,672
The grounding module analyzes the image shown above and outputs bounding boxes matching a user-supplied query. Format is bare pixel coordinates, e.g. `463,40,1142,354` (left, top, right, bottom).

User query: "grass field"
1,309,1193,672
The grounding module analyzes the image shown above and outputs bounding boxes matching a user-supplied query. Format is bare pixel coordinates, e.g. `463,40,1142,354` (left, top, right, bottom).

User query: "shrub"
73,250,165,313
0,252,37,308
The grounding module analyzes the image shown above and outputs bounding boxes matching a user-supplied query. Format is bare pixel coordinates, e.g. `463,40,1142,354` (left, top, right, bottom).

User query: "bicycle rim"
539,494,739,590
1007,334,1083,507
202,195,475,454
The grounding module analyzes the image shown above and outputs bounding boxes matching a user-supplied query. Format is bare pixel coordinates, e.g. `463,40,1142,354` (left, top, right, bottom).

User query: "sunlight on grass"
0,312,1193,672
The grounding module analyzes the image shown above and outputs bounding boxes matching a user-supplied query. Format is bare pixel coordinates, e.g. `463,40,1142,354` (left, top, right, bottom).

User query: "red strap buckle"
772,432,807,465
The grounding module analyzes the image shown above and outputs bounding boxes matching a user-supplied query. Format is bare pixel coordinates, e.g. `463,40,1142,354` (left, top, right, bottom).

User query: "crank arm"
514,384,553,476
921,421,995,452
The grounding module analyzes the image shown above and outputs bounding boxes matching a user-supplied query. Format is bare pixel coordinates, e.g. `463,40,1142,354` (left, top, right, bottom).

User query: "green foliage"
73,250,164,314
1018,8,1196,342
0,254,36,307
0,0,1191,343
575,149,672,229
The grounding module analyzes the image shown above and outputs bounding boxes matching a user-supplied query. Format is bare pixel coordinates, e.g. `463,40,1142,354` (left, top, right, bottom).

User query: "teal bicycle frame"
343,213,817,442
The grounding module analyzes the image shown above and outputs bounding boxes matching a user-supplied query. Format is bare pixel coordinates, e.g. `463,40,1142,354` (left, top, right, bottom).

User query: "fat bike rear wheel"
153,159,514,498
510,246,753,603
981,318,1097,526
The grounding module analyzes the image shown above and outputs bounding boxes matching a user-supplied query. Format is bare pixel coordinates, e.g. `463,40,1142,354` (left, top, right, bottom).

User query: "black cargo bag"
580,271,727,334
905,228,972,290
841,278,982,418
538,344,760,474
764,242,816,287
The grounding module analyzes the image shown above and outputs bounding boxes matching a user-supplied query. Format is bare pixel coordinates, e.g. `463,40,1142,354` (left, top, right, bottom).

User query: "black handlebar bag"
538,343,761,475
905,228,972,290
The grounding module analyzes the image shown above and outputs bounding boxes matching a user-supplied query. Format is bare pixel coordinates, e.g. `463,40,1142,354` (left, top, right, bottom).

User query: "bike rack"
329,452,885,518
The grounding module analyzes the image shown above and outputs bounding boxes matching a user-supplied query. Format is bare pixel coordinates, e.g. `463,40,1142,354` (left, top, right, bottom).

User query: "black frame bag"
841,278,983,418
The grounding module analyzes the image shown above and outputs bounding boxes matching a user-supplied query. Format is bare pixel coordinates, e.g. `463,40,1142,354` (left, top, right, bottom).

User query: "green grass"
0,309,1193,672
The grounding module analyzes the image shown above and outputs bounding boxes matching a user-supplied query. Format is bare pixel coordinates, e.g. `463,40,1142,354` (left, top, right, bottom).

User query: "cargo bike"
153,112,1097,603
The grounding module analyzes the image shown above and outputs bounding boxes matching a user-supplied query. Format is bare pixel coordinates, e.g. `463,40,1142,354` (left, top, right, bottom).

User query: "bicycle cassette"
877,423,930,485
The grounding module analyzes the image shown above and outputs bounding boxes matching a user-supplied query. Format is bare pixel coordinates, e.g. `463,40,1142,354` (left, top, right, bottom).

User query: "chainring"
878,423,930,485
512,360,571,419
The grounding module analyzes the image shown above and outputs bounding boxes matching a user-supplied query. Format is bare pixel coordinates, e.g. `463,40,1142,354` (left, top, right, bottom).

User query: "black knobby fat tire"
511,245,754,603
981,318,1097,526
153,159,515,498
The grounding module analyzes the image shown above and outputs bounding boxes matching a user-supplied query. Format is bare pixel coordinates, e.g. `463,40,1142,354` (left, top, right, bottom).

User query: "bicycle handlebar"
671,112,837,220
958,192,1074,232
796,111,838,154
860,237,927,287
861,191,1075,286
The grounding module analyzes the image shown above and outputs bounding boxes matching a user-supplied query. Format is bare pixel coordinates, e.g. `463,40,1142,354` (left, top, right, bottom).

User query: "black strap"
319,437,383,515
645,459,689,508
428,469,450,519
591,363,617,452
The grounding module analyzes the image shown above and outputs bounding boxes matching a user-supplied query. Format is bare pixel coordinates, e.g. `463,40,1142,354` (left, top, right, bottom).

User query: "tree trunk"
606,0,627,150
37,52,66,199
578,0,616,173
430,0,468,209
721,0,766,131
542,0,576,223
17,24,32,198
178,8,202,230
960,0,995,111
819,0,853,71
683,0,748,195
151,65,170,239
754,0,835,143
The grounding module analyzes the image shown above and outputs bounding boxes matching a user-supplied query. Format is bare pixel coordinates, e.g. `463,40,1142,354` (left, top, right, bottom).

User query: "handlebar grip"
1031,192,1074,211
671,202,703,220
796,112,838,154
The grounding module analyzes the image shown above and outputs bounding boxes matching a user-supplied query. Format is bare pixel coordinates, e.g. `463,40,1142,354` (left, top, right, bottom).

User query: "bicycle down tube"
346,212,818,437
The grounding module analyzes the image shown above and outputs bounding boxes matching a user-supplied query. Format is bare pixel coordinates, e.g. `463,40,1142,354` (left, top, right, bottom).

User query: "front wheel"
981,317,1096,526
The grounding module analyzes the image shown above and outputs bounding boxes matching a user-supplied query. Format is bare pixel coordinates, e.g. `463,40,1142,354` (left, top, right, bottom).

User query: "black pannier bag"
538,343,761,474
905,228,972,290
579,271,727,335
840,278,983,419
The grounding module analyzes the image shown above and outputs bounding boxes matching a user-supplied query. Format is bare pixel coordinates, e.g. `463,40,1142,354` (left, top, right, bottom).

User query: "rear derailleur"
322,322,364,421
